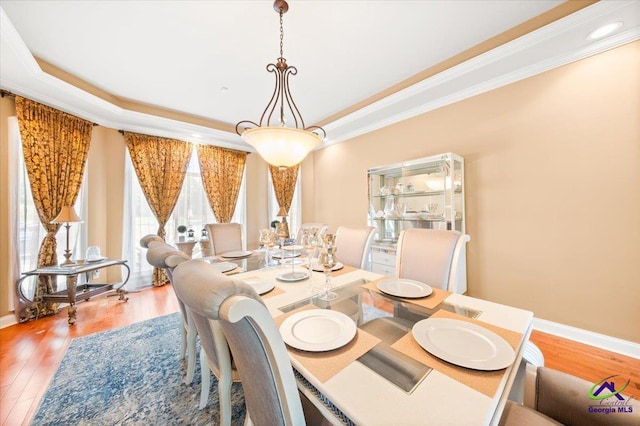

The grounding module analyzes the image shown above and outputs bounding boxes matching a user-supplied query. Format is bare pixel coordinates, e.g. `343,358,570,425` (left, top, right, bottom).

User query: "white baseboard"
533,318,640,360
1,313,18,329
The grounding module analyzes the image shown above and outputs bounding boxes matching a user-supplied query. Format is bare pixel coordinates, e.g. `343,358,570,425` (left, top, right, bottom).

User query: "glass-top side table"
16,259,130,325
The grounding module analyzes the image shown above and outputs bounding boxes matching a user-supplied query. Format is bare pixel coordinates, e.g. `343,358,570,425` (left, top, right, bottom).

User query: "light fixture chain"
279,9,284,59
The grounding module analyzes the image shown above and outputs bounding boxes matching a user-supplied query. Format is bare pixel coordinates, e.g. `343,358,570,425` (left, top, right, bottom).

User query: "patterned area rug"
32,313,246,425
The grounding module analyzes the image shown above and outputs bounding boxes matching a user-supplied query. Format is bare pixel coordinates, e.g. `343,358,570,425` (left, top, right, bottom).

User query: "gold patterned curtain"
15,96,92,316
269,164,300,213
197,145,247,223
124,132,192,286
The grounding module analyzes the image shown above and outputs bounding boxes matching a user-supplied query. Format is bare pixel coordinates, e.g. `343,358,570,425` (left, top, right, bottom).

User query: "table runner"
274,305,381,383
390,309,523,397
361,277,451,310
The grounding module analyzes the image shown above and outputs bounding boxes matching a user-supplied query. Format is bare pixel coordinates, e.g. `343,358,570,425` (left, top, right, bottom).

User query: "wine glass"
316,233,338,301
259,229,276,267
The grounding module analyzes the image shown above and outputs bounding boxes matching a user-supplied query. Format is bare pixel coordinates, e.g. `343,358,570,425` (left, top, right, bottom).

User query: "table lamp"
51,205,83,265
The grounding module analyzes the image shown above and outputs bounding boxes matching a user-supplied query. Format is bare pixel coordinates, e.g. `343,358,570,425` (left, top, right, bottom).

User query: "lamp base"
61,250,74,265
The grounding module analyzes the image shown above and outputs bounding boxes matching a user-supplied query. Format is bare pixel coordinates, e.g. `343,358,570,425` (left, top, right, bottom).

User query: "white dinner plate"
412,318,515,370
280,309,357,352
212,262,238,273
376,278,433,298
87,257,106,262
220,250,252,259
242,278,275,295
282,245,304,252
310,262,344,272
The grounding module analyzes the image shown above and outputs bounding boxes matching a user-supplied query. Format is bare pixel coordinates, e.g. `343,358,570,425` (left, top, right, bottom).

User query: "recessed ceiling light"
220,86,228,93
587,22,623,40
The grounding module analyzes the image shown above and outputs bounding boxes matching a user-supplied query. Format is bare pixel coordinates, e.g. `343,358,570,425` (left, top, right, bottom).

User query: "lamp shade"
242,126,322,168
51,206,83,223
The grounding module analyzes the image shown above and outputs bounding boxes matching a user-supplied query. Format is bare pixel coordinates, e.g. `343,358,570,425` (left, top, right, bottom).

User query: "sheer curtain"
11,117,87,306
268,167,301,238
122,150,246,288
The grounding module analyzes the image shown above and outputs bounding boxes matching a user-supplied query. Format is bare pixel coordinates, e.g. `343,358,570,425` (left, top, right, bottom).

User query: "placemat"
361,278,451,309
390,309,523,397
274,305,381,383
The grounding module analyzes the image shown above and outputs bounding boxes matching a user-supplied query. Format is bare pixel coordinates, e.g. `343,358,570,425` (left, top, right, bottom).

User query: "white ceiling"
1,1,639,151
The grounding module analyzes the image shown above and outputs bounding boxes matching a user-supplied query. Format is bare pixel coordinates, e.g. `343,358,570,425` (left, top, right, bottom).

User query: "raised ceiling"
1,1,639,151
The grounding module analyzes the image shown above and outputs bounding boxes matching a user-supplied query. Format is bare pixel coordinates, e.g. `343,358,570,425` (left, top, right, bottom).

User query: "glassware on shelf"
316,233,339,301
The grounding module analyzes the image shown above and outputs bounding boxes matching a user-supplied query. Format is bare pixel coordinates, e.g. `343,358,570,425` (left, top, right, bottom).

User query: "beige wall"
309,41,640,342
0,96,17,316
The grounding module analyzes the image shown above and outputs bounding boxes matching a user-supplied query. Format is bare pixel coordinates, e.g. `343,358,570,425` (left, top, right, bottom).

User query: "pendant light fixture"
236,0,326,169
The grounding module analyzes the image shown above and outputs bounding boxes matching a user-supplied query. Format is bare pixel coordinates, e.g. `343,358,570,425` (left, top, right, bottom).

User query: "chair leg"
219,372,232,426
179,321,187,360
185,319,197,384
198,347,211,410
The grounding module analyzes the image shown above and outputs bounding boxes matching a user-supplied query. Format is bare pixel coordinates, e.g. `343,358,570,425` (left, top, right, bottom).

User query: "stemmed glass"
259,229,277,267
316,233,339,301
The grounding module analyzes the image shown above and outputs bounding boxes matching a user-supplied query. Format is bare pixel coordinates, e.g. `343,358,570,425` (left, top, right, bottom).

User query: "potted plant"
177,224,187,242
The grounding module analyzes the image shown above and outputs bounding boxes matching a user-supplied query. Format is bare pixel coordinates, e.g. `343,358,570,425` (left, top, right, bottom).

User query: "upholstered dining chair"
205,223,243,256
500,365,640,426
395,229,470,293
172,259,331,426
334,226,376,269
143,239,195,383
294,223,328,245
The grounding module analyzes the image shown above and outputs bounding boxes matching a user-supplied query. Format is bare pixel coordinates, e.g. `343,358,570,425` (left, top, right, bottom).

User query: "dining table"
207,248,533,426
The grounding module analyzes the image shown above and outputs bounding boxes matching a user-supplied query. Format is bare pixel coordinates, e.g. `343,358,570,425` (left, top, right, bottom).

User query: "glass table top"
277,278,481,393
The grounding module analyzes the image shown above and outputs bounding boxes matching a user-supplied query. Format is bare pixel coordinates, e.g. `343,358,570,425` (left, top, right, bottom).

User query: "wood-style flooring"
1,284,638,426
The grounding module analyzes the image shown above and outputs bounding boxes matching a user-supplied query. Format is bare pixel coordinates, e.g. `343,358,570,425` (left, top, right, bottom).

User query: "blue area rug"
32,313,246,425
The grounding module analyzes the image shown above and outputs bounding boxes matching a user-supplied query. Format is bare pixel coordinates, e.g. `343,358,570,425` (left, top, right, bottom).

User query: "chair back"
295,223,328,244
206,223,243,255
395,229,470,292
172,259,305,426
335,226,376,269
140,234,164,248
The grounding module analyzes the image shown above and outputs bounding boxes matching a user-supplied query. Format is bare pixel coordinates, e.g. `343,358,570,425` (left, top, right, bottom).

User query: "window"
12,117,87,302
122,148,246,288
267,167,301,238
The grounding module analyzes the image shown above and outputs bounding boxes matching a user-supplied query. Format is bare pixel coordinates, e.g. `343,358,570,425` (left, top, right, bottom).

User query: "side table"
17,259,130,325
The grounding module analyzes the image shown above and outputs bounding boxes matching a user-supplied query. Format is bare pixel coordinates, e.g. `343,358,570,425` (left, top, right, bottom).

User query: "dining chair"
294,223,328,245
144,241,196,383
334,225,376,269
395,228,470,292
172,259,331,426
205,223,243,256
500,365,640,426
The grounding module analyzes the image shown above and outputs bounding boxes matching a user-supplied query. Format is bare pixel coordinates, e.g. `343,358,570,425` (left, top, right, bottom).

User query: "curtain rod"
1,89,99,125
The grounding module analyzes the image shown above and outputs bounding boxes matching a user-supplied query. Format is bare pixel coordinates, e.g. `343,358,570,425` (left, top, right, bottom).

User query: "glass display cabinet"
367,153,465,276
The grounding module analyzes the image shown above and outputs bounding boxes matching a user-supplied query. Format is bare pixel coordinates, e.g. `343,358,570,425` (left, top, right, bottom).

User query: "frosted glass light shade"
242,126,322,168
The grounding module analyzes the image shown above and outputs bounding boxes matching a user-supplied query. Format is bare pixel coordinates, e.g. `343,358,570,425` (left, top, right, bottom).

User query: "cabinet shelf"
373,189,462,199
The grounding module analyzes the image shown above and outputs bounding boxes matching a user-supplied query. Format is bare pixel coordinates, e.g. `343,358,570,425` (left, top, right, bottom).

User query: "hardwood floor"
1,284,638,426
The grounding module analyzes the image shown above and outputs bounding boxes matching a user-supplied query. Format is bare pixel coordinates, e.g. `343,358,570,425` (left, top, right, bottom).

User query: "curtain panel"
15,96,93,317
124,132,192,286
196,145,247,223
269,164,300,213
